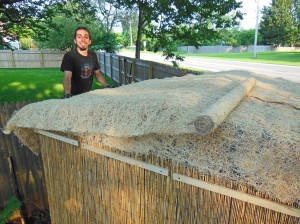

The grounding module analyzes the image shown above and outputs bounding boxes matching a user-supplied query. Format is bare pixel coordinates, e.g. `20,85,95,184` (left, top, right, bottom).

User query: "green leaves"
259,0,299,46
91,32,120,53
0,196,22,224
117,0,243,65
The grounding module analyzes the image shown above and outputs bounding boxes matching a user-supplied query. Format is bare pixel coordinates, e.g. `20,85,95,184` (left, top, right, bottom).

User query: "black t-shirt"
60,49,100,95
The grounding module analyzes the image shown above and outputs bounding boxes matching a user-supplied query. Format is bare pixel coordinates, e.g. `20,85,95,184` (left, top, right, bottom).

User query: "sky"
239,0,273,29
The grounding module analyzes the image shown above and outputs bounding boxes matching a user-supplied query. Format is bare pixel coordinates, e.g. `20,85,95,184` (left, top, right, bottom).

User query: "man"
60,27,112,98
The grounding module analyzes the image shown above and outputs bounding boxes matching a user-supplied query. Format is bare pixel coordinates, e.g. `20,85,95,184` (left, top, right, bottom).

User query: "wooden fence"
0,50,65,68
0,50,203,84
0,101,49,218
99,52,203,85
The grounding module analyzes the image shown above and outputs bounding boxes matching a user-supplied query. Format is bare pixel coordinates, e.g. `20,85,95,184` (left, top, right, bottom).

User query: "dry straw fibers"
3,70,300,205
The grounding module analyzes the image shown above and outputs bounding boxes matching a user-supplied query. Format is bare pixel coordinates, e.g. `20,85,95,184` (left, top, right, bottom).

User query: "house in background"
3,37,22,50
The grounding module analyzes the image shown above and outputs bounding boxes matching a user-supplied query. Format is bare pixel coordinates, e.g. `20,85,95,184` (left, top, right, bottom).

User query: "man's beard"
78,46,87,51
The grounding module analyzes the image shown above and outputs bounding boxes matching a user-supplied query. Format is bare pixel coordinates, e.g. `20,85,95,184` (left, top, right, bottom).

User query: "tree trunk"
135,7,143,59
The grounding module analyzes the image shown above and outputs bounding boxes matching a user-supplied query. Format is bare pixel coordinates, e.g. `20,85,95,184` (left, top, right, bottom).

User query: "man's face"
74,29,91,51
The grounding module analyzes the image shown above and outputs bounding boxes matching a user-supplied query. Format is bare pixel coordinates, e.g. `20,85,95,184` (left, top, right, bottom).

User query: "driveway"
117,51,300,83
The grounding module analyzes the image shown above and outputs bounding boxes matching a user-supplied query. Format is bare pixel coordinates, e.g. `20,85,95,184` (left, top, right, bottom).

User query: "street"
117,51,300,83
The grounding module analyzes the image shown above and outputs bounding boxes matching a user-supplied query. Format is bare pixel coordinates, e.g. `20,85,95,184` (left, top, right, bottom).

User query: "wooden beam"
81,144,169,176
34,130,78,147
172,173,300,218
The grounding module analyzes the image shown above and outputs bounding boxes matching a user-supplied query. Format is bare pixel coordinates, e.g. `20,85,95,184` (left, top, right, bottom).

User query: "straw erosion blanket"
3,70,300,205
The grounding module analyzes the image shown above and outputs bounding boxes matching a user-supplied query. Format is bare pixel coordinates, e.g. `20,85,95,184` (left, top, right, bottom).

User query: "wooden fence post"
132,59,135,83
118,56,121,86
149,61,153,79
98,51,101,69
10,50,16,68
124,58,127,85
110,53,113,80
104,53,106,76
40,51,45,68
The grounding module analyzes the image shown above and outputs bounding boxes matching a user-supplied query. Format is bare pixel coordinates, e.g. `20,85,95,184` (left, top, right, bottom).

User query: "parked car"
3,37,22,50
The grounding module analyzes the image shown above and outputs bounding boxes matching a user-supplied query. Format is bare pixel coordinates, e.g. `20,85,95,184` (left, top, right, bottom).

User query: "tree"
237,29,262,45
31,1,121,52
292,0,300,28
115,0,242,65
1,0,46,24
292,0,300,46
119,9,139,47
0,0,94,39
0,0,48,48
259,0,299,46
91,32,120,52
93,0,123,33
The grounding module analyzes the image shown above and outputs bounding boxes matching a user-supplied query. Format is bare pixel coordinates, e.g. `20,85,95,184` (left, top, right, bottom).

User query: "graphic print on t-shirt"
80,62,93,79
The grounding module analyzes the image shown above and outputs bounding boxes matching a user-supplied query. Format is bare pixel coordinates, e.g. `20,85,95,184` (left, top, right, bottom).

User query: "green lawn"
128,49,300,66
0,68,115,104
175,51,300,66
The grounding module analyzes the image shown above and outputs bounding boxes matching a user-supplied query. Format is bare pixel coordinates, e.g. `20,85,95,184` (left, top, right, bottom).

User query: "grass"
0,68,115,104
175,51,300,66
122,49,300,66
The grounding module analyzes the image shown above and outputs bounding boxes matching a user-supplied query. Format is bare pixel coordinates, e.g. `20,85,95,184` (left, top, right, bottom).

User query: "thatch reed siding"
0,102,49,217
37,132,299,223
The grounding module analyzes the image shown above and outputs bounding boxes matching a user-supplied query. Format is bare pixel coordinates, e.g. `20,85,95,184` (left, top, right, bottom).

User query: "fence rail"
0,101,49,218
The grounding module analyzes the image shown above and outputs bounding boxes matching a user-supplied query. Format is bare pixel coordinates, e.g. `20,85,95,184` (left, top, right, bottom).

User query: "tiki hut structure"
4,70,300,223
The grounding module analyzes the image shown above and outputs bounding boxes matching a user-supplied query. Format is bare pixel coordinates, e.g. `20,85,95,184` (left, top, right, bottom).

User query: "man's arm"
94,70,109,87
63,71,72,94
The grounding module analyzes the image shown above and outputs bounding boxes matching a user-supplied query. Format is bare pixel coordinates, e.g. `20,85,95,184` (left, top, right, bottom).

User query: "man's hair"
74,27,91,40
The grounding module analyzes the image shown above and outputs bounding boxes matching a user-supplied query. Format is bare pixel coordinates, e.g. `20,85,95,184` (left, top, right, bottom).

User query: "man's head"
74,27,92,51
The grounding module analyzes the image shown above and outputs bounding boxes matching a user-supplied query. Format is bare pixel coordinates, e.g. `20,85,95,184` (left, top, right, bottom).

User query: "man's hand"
61,93,72,99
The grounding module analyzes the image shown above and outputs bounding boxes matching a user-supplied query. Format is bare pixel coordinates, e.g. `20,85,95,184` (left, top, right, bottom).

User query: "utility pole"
254,0,260,58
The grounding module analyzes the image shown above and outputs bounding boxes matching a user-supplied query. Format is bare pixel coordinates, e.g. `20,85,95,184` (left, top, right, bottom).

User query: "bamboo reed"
37,133,300,224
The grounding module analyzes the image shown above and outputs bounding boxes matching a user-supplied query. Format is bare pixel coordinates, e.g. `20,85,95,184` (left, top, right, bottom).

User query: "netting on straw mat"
3,70,300,204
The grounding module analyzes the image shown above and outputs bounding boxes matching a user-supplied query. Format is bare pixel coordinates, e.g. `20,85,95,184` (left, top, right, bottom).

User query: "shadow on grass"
0,81,64,104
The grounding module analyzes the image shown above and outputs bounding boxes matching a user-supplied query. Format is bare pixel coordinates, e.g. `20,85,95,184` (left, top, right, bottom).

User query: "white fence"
177,45,300,54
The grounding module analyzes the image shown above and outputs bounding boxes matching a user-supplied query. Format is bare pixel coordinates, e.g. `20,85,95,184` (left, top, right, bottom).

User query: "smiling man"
60,27,112,98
